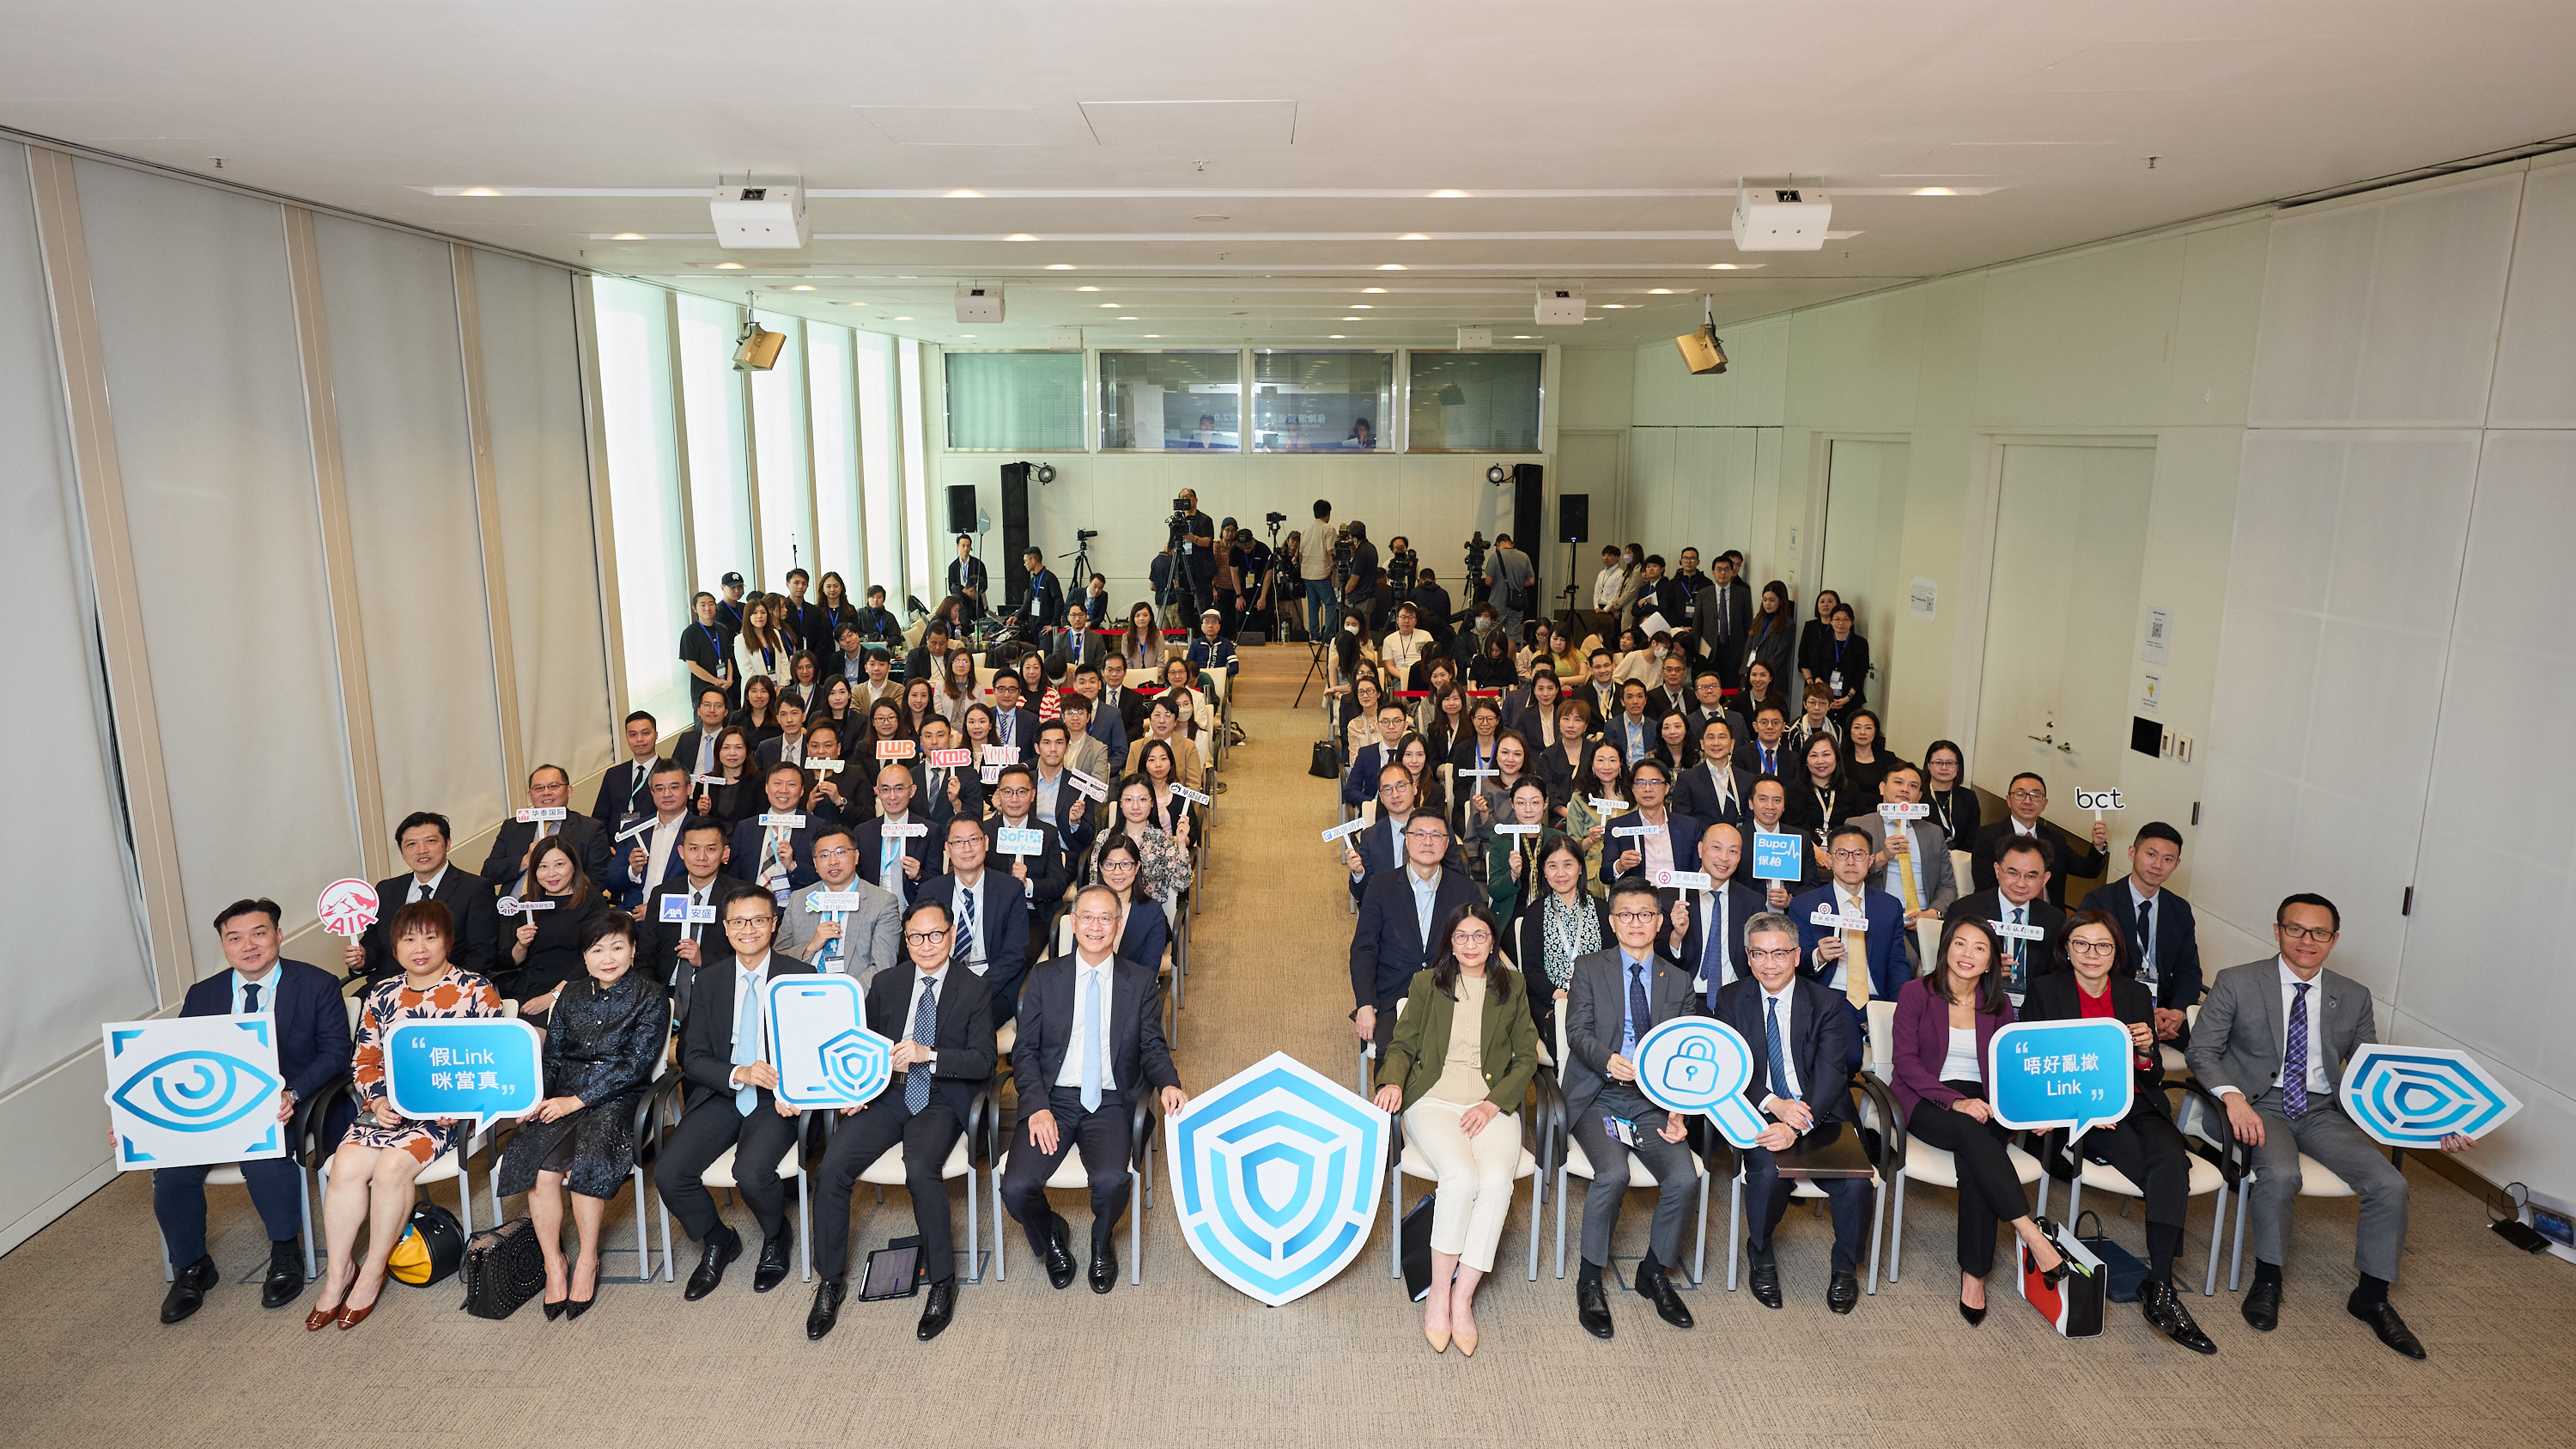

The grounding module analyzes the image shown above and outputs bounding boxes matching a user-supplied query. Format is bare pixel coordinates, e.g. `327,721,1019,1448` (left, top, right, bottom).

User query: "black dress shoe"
2140,1279,2216,1355
1746,1246,1783,1310
1042,1215,1078,1291
683,1227,742,1300
259,1242,305,1310
917,1279,957,1341
1576,1273,1614,1340
161,1255,219,1324
805,1276,846,1341
1638,1265,1695,1330
2241,1279,2281,1333
1959,1300,1988,1327
2348,1294,2426,1360
1827,1269,1861,1315
1090,1241,1119,1294
753,1223,795,1293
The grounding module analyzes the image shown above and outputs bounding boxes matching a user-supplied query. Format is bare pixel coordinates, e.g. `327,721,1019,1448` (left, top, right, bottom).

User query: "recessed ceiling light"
459,186,501,197
714,262,744,269
1399,233,1428,241
1430,189,1469,198
1647,288,1673,294
1511,335,1534,339
790,284,816,291
1352,304,1372,309
1376,264,1406,271
1601,304,1626,309
893,315,914,320
1120,316,1138,320
1363,287,1388,294
1193,214,1230,222
1100,302,1120,308
1004,233,1037,241
1708,263,1741,270
946,189,984,198
611,232,646,240
1911,187,1959,196
1144,333,1162,338
1341,316,1361,321
1076,285,1101,292
1327,334,1346,339
959,334,975,338
1045,264,1075,271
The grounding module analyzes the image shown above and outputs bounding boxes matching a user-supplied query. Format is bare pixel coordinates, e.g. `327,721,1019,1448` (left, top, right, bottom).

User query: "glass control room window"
1252,350,1394,452
1406,350,1542,452
1099,351,1242,450
945,350,1084,450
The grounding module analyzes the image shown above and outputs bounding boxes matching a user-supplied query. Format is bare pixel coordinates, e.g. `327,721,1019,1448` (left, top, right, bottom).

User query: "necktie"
698,736,715,774
880,834,902,893
733,971,762,1115
629,767,647,812
1842,891,1871,1010
1765,995,1795,1105
412,879,431,904
2282,983,2312,1120
1625,961,1649,1056
1894,827,1923,911
905,977,937,1112
954,888,977,965
243,983,262,1014
762,824,789,898
2008,904,2028,995
2136,898,2157,989
1699,893,1728,995
1079,969,1105,1113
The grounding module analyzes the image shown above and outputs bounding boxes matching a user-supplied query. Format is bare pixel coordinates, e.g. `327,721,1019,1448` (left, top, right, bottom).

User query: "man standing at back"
349,812,499,983
2079,821,2203,1048
1483,531,1533,642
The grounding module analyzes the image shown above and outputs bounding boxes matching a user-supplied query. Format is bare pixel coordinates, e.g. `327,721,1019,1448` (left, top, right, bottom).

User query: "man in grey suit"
775,824,903,987
2186,893,2472,1358
1852,763,1958,972
1561,877,1703,1340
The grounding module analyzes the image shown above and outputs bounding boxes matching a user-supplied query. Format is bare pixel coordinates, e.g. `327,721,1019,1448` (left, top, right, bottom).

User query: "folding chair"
1382,994,1547,1281
1548,1014,1710,1284
1866,999,2045,1286
2032,1077,2235,1297
1718,1068,1896,1295
849,1089,993,1284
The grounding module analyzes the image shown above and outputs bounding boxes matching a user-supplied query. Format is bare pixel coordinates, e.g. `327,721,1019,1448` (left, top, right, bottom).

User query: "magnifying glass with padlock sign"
1630,1017,1771,1148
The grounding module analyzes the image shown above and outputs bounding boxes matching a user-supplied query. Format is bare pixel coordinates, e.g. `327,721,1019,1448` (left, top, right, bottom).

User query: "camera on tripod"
1076,528,1098,541
1461,531,1489,585
1386,544,1419,594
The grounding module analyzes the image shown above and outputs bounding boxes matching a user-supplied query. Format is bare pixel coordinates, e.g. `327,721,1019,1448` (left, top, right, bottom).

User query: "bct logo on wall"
1167,1051,1388,1306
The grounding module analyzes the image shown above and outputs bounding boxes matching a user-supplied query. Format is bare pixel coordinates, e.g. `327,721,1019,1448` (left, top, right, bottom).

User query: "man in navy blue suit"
1340,703,1413,810
730,762,823,902
2079,821,2204,1049
589,709,665,824
1716,910,1871,1314
1791,825,1907,1072
155,898,353,1324
915,814,1031,1023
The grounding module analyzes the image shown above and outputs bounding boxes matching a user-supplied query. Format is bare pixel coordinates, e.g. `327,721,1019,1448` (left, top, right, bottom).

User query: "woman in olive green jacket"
1373,900,1540,1357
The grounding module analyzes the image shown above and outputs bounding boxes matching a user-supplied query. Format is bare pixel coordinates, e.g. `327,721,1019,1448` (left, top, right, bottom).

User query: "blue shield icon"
767,976,891,1109
2338,1044,2521,1147
1167,1051,1388,1306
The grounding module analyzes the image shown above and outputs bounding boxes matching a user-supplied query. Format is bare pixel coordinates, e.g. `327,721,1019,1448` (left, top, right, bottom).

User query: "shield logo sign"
1167,1050,1388,1306
2338,1044,2522,1147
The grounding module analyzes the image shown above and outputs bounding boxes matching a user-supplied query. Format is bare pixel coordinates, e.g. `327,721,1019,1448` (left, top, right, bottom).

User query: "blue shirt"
1408,868,1442,951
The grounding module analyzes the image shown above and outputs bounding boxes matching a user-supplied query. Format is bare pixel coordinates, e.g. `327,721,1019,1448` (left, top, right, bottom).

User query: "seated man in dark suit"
985,764,1072,958
912,716,987,829
986,675,1045,758
1674,715,1753,831
1029,721,1096,859
904,621,957,685
854,583,904,654
1666,824,1764,1004
654,892,812,1300
641,816,759,1002
346,811,499,983
1606,758,1706,885
1717,911,1871,1314
727,763,823,903
616,758,696,912
1735,703,1793,782
1562,878,1703,1339
666,687,734,782
155,898,355,1324
1942,837,2065,1008
853,764,938,904
589,709,665,824
1340,703,1413,809
2077,820,2204,1048
797,723,858,828
1790,825,1908,1071
1348,813,1485,1050
806,896,997,1342
480,763,612,898
1731,776,1818,909
1099,654,1151,742
1684,667,1750,755
999,886,1188,1294
1643,651,1695,721
1049,602,1102,674
1970,771,2108,907
916,814,1031,1023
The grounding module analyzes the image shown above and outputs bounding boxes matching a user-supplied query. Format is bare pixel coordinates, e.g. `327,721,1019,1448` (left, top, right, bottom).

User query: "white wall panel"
591,277,687,721
75,159,361,959
310,215,507,833
2489,161,2576,428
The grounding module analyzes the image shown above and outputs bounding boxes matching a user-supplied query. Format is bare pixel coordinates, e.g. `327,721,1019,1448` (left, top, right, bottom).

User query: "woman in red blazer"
1892,916,2065,1324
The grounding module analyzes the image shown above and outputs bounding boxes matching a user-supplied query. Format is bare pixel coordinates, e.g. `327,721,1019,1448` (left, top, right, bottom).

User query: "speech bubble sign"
1751,831,1804,881
102,1014,289,1170
316,878,379,938
2338,1044,2523,1147
1630,1016,1771,1148
766,975,893,1110
383,1018,544,1133
1984,1020,2136,1137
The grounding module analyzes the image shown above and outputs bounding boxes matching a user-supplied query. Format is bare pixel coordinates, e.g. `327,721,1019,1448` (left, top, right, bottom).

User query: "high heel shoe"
543,1300,568,1321
564,1296,594,1321
1454,1325,1479,1356
1959,1300,1988,1327
307,1261,359,1331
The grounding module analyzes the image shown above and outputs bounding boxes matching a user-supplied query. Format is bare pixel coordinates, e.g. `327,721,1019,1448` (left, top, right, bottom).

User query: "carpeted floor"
5,644,2571,1448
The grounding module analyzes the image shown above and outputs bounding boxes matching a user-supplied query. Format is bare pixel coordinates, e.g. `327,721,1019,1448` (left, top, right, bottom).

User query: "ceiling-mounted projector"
956,284,1004,323
1732,183,1831,251
1535,287,1585,325
710,184,810,249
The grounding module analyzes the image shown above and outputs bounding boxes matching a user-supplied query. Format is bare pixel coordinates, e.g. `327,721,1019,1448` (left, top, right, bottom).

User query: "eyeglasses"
2278,923,2337,942
813,846,853,861
2067,938,2119,956
1451,929,1493,945
2008,789,2046,803
903,929,950,945
1747,947,1801,965
723,916,775,931
1609,910,1661,924
1829,849,1871,862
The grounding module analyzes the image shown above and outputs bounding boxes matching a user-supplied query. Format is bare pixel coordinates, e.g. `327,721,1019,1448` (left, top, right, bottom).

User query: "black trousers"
154,1159,303,1266
654,1093,800,1244
812,1093,966,1282
1905,1082,2031,1278
2079,1111,2191,1233
1000,1086,1133,1252
1741,1137,1870,1274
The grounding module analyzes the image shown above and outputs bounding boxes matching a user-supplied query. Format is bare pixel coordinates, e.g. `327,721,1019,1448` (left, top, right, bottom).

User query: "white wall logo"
1166,1051,1388,1306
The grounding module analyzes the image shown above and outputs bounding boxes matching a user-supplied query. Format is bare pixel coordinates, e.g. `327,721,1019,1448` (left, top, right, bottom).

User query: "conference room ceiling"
8,1,2574,350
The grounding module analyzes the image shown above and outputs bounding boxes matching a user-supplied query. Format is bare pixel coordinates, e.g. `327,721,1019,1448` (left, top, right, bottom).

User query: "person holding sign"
495,911,670,1320
917,815,1032,1025
154,898,351,1324
641,817,756,1001
1668,825,1765,1005
1854,764,1958,975
499,836,608,1029
1735,776,1811,905
1791,825,1907,1070
1058,690,1116,788
687,728,757,832
987,764,1073,955
618,758,699,912
1607,759,1704,885
1480,777,1566,922
777,825,902,986
1970,772,2107,909
1092,776,1194,910
1675,715,1753,833
2022,913,2215,1354
1943,837,2064,1007
1351,816,1485,1053
2187,895,2470,1358
1029,720,1096,857
1889,916,2064,1326
807,897,999,1344
1561,741,1633,899
1715,910,1870,1313
315,900,504,1330
1091,838,1171,970
349,811,500,985
853,765,936,906
480,764,612,901
727,764,821,901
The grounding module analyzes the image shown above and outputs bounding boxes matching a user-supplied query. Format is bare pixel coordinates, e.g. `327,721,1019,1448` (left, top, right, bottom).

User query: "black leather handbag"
1309,740,1340,780
460,1215,547,1319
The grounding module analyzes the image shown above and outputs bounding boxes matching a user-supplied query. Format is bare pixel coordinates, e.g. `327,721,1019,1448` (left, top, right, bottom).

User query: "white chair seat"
861,1134,973,1185
2287,1152,2357,1198
2075,1150,2226,1199
2160,1044,2187,1073
1043,1144,1104,1191
996,1020,1018,1057
701,1139,802,1188
201,1165,247,1188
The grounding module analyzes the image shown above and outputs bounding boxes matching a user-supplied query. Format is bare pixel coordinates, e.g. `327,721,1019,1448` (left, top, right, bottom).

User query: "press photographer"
1162,488,1217,625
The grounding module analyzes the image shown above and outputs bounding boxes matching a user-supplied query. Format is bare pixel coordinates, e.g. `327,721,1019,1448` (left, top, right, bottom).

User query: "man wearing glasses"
2188,894,2473,1358
777,825,902,986
853,765,936,904
1791,825,1906,1072
1349,814,1482,1050
1943,837,2065,1008
1562,878,1701,1340
806,897,997,1344
658,892,813,1300
1969,771,2107,908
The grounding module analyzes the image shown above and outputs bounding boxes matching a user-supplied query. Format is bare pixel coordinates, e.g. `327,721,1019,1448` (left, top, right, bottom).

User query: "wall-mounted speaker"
1558,492,1589,545
999,463,1033,606
945,484,978,537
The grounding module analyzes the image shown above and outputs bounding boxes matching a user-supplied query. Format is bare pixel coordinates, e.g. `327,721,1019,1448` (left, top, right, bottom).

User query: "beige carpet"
6,644,2571,1448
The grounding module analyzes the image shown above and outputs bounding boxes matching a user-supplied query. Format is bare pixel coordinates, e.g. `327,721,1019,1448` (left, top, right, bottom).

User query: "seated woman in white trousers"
1374,901,1540,1356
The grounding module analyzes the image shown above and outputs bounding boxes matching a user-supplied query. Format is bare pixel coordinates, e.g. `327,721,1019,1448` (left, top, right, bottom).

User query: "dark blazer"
1941,887,2068,998
1729,819,1823,894
911,761,987,829
1605,807,1707,881
1800,630,1869,708
1734,737,1794,782
641,874,764,990
1561,945,1698,1122
1117,898,1171,970
1673,760,1756,832
866,964,998,1115
1349,865,1485,1010
983,814,1073,922
915,870,1032,1021
1669,880,1768,1007
1049,627,1107,676
495,888,609,1004
1341,741,1393,807
1971,818,2109,907
1010,953,1179,1106
666,726,730,779
589,754,664,824
358,870,500,983
726,817,822,894
1889,974,2013,1120
614,813,694,905
2021,971,2169,1120
947,556,990,615
179,959,354,1106
1098,685,1151,740
2077,878,2205,1011
985,707,1044,758
1789,882,1907,1004
1714,973,1856,1126
1030,770,1095,856
677,951,815,1112
480,812,613,897
1346,809,1467,904
850,815,940,901
754,734,818,775
1643,681,1695,721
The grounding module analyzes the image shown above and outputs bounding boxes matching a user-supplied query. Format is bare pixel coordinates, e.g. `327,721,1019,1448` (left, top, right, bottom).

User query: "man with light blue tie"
1000,886,1187,1294
659,893,812,1301
917,815,1031,1023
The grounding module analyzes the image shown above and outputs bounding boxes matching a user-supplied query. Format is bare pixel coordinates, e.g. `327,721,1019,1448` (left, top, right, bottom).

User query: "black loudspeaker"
1511,464,1544,550
945,484,978,537
999,463,1032,607
1558,492,1589,545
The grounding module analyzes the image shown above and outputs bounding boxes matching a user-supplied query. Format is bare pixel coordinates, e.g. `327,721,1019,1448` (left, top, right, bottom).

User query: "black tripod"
1294,555,1352,710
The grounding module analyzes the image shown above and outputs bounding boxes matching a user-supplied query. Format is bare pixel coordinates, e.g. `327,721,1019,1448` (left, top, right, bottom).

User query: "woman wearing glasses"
1090,837,1170,971
1373,901,1539,1356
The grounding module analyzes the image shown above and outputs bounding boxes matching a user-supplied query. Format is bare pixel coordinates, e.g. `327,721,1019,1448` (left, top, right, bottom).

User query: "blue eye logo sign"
1631,1017,1770,1148
1167,1051,1388,1307
384,1019,544,1132
2339,1044,2522,1148
1986,1020,2136,1137
767,976,893,1109
102,1015,289,1171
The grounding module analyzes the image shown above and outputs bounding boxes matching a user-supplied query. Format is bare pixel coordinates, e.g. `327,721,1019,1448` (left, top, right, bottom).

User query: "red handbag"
2017,1215,2105,1338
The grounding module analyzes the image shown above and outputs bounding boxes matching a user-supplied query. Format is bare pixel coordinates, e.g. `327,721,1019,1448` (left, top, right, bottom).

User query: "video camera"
1386,543,1419,594
1462,532,1489,585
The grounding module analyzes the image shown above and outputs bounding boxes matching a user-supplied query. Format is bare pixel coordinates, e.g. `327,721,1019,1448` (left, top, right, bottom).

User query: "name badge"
1809,907,1867,929
1993,919,2050,941
690,773,726,788
981,745,1022,765
996,826,1044,856
758,813,806,829
1172,783,1212,806
497,897,556,916
1321,818,1368,843
884,822,928,839
1656,869,1713,891
514,807,568,824
876,740,917,761
929,748,973,769
1494,824,1541,836
1879,801,1930,819
808,890,866,911
808,758,844,775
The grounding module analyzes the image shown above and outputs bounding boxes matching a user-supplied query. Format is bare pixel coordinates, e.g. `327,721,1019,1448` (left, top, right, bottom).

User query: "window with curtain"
944,350,1083,450
808,323,864,598
856,330,902,600
676,294,752,587
748,310,813,592
1099,350,1241,450
1406,350,1543,452
1252,350,1394,452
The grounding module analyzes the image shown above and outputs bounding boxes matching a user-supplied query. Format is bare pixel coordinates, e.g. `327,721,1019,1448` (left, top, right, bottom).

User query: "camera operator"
1385,535,1419,598
1167,488,1218,626
1409,565,1455,654
1482,531,1534,641
1302,500,1338,639
1018,545,1064,631
1340,520,1382,632
1242,514,1282,639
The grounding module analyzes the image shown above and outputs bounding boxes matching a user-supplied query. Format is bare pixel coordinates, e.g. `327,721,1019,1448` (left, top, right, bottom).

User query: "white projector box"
709,185,810,249
1732,186,1832,251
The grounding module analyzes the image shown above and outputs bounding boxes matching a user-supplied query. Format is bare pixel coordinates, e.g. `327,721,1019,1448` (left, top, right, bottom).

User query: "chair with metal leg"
854,1089,993,1283
2032,1078,2237,1297
1864,999,2045,1286
1378,994,1548,1282
1547,1014,1710,1284
652,1076,814,1285
993,1091,1156,1285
